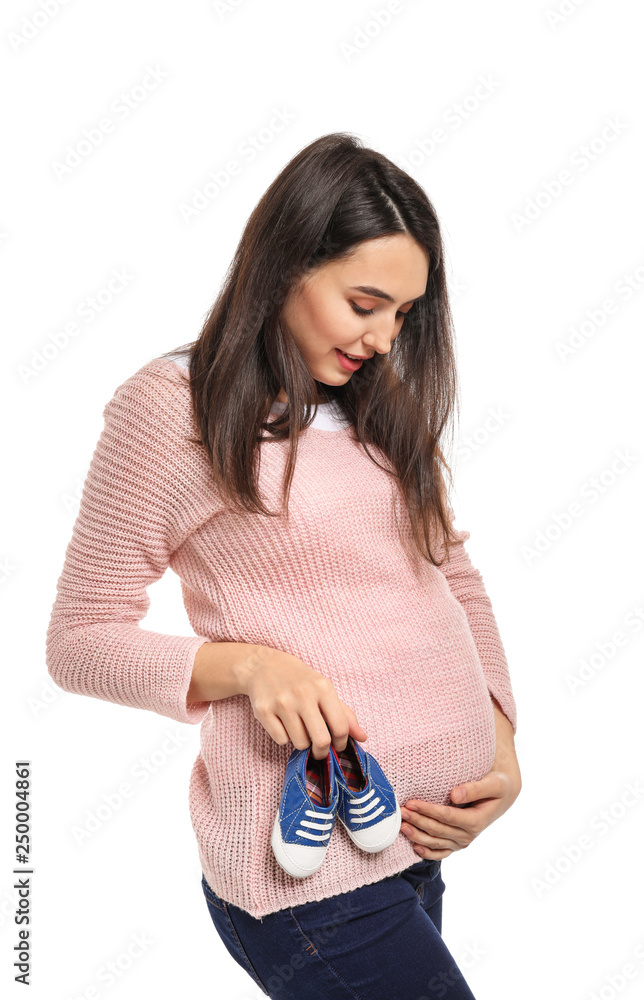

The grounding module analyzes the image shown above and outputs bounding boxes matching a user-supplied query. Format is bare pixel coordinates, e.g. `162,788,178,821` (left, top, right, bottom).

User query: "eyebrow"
349,285,425,305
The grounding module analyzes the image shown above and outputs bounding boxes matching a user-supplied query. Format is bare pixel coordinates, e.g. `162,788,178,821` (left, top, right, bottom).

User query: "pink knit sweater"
45,356,518,919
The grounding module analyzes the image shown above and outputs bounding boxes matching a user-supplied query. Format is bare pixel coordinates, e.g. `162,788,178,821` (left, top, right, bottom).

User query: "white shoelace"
296,808,333,841
347,787,385,825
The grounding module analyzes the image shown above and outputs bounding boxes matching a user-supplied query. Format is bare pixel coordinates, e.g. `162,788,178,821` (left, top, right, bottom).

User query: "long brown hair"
161,132,462,565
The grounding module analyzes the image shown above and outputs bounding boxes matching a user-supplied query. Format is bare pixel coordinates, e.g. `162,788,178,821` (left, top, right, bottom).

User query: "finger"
451,771,505,805
297,707,338,760
400,822,460,853
316,697,352,753
340,702,368,742
273,708,318,752
407,793,493,823
260,713,292,748
411,843,454,860
402,802,475,838
400,809,471,844
319,697,368,751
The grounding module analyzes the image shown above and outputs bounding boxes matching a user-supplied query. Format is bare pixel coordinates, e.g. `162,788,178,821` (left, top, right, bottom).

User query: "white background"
2,1,643,998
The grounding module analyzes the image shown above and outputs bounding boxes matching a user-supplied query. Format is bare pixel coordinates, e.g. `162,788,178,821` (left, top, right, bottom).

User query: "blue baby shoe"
271,744,339,878
331,737,401,852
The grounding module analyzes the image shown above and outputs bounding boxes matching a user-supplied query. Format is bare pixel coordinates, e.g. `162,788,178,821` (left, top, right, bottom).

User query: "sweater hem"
200,841,429,921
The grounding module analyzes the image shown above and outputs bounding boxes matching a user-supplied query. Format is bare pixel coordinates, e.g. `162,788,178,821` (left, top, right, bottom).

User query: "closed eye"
350,302,412,318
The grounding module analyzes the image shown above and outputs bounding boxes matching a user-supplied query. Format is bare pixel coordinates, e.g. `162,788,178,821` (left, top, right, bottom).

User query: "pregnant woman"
46,132,521,999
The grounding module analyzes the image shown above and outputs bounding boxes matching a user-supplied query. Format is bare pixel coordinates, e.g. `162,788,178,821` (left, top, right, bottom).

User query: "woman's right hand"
241,645,367,760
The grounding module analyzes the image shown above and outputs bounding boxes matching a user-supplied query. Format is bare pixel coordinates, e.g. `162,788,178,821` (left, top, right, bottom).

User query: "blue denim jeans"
201,858,478,998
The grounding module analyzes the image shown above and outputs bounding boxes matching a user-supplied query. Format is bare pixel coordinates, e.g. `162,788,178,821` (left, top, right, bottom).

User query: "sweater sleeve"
45,365,212,726
436,508,518,735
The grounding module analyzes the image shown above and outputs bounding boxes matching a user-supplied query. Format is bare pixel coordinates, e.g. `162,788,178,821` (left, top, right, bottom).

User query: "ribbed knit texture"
46,357,518,919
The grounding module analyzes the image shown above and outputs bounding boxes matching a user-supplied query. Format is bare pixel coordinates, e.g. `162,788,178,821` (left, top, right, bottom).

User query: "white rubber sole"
271,811,331,879
338,800,402,853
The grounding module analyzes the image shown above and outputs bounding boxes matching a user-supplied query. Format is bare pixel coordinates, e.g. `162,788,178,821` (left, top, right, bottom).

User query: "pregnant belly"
338,652,498,807
372,726,497,809
199,638,498,814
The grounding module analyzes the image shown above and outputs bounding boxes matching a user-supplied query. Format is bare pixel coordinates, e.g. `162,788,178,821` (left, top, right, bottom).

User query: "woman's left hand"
399,698,522,860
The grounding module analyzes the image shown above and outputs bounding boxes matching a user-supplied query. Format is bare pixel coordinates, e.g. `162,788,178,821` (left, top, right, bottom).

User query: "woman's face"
276,233,430,402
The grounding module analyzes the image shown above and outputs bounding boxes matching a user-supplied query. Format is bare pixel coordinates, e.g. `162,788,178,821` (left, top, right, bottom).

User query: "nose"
362,316,398,355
